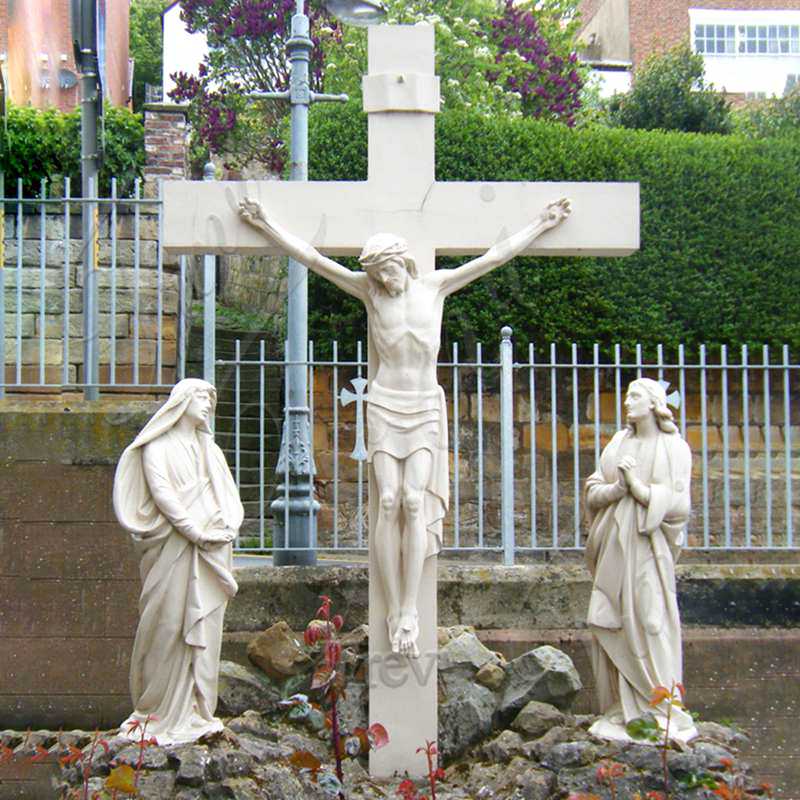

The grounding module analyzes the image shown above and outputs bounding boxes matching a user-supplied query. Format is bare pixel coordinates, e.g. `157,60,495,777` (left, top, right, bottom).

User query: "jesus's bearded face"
373,257,408,297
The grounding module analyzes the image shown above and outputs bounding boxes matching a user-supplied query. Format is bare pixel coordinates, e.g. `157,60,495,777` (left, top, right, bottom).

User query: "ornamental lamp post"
250,0,386,567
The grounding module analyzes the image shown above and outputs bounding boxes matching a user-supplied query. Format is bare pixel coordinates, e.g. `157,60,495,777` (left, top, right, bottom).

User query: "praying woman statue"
239,196,571,658
113,379,243,745
585,377,698,743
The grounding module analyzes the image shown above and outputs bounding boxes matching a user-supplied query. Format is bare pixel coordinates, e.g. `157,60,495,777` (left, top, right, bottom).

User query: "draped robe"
585,427,697,743
113,380,243,745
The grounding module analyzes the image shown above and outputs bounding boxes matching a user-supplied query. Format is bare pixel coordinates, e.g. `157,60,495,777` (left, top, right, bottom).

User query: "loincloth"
366,380,448,558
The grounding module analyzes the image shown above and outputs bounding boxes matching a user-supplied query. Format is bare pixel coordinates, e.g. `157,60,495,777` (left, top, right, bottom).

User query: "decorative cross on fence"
339,377,369,461
659,379,681,409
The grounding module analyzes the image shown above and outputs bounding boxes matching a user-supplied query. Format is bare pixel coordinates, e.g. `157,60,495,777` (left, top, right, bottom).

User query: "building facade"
1,0,131,111
578,0,800,99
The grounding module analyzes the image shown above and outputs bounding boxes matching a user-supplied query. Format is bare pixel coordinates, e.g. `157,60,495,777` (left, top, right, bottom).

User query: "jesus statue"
239,196,571,657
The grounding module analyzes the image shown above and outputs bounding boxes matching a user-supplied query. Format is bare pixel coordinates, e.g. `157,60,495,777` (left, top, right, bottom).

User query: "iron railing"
219,330,798,562
0,178,187,394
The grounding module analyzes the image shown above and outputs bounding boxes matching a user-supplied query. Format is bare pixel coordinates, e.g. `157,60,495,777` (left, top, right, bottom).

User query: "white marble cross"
164,24,639,779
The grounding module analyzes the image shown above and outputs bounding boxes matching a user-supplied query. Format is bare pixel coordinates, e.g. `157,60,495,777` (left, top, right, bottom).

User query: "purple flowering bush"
170,0,585,171
169,0,342,172
489,0,582,126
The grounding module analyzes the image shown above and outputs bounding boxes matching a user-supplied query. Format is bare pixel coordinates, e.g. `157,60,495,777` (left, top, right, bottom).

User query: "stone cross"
164,24,639,779
339,377,369,461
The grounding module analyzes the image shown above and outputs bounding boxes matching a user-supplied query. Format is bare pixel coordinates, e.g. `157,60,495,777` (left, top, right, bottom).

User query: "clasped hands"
192,513,236,550
615,455,650,507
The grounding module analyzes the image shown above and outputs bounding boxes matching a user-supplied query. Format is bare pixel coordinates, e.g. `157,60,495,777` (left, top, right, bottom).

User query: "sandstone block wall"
2,207,181,389
309,366,800,551
0,401,156,729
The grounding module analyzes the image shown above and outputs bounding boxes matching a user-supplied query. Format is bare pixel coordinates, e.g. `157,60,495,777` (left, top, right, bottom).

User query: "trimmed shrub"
306,103,800,357
0,104,145,197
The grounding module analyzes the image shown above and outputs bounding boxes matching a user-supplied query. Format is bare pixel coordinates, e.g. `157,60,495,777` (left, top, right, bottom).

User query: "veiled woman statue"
113,379,243,745
585,377,698,743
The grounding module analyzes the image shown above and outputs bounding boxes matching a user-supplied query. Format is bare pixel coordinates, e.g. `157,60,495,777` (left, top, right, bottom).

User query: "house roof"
162,0,181,17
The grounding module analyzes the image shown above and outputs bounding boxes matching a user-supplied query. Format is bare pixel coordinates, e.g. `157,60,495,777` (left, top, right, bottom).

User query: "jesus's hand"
539,198,571,231
238,197,269,228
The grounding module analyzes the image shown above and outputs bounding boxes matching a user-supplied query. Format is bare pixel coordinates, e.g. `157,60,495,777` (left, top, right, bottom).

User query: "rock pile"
34,623,762,798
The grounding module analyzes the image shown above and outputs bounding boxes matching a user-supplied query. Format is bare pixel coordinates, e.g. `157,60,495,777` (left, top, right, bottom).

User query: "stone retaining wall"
0,401,157,730
309,366,800,550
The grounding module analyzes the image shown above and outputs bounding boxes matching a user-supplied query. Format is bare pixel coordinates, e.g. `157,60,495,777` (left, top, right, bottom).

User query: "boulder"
499,645,581,718
338,681,368,733
475,662,506,691
696,721,749,748
510,700,566,740
174,745,211,787
439,680,497,759
225,711,279,742
513,766,558,800
246,621,311,680
136,771,177,800
439,631,501,673
541,740,597,770
340,624,369,650
437,624,477,648
203,778,264,800
217,661,281,716
479,729,526,763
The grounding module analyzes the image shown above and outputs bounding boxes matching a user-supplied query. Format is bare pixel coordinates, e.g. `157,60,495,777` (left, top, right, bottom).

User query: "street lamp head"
323,0,387,26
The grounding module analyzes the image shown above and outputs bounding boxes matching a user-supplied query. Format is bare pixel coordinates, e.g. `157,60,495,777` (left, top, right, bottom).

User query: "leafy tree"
130,0,169,110
607,44,732,134
169,0,342,172
733,83,800,139
169,0,586,171
326,0,585,123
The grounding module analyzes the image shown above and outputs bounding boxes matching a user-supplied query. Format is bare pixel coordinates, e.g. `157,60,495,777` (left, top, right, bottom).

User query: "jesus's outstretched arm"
434,198,571,297
238,198,367,300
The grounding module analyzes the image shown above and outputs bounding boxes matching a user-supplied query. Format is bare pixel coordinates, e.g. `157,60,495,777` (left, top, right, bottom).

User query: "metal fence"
220,330,798,561
0,177,188,395
1,179,797,558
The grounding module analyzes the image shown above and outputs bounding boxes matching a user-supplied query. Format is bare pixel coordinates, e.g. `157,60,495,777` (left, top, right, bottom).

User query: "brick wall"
0,0,7,55
2,207,181,389
143,106,190,186
629,0,800,68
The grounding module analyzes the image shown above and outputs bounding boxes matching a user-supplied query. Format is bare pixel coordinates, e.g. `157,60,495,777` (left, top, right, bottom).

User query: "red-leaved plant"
395,740,445,800
282,594,389,798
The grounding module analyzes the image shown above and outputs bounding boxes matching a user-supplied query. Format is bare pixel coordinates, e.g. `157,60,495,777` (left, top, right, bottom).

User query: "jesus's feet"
391,610,420,659
386,612,399,645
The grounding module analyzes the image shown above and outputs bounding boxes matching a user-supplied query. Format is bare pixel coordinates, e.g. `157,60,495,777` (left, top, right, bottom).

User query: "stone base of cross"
164,24,638,779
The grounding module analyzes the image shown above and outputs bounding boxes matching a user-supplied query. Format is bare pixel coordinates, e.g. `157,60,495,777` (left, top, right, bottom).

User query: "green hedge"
0,104,145,197
306,103,800,358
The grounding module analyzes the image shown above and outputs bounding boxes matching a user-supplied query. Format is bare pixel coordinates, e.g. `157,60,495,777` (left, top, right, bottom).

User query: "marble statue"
584,378,697,743
239,196,571,658
113,379,242,745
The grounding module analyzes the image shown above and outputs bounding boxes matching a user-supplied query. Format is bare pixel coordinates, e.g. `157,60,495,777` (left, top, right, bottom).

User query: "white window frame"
693,15,800,58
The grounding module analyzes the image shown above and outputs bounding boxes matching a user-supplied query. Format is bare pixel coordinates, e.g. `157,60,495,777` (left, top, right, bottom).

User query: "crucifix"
164,24,639,779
